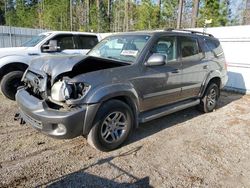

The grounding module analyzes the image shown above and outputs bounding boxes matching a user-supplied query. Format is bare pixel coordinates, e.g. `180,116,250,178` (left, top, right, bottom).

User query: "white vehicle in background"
0,31,105,100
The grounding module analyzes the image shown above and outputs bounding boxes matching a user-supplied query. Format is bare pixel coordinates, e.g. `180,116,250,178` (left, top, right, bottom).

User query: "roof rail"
164,28,214,37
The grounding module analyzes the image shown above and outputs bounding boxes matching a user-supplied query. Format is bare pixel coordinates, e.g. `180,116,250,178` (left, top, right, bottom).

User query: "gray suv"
15,30,228,151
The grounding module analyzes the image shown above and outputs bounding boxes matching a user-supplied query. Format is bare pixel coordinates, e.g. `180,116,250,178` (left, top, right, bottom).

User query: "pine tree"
198,0,229,27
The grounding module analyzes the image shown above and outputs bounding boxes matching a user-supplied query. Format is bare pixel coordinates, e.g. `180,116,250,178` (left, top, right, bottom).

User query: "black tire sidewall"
0,71,24,100
203,83,219,113
90,100,133,151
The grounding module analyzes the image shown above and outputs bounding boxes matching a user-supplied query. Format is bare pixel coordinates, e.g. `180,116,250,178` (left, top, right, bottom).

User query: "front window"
152,36,177,61
21,33,51,47
88,35,151,63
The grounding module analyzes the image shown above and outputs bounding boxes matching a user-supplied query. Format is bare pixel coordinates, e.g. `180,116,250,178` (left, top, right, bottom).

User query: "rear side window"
180,36,201,60
204,38,223,56
77,35,99,49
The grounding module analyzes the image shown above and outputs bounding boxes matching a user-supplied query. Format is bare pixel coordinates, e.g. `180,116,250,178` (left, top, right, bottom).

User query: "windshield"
21,33,51,47
88,35,151,63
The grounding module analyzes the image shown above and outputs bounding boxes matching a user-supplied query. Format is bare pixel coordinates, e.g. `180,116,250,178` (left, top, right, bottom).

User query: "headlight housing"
51,80,90,102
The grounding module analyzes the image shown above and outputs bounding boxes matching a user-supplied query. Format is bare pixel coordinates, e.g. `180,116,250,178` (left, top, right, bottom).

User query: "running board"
139,99,200,123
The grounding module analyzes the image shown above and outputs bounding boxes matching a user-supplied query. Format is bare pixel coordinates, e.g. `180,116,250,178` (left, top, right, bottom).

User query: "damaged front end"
50,79,91,106
14,55,127,138
13,55,94,138
14,65,91,138
22,68,91,107
20,55,127,108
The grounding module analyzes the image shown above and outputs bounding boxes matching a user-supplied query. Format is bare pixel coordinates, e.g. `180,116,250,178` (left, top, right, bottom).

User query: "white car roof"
41,31,99,36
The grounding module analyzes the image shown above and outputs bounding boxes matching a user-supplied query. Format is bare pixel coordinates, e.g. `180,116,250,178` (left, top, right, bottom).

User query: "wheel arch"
83,91,140,136
0,62,28,81
200,70,222,97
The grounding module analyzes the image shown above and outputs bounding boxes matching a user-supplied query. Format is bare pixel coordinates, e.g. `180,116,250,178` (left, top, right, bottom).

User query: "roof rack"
164,28,214,37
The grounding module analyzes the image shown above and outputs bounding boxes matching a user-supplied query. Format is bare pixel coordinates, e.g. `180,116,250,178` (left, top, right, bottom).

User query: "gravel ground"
0,91,249,188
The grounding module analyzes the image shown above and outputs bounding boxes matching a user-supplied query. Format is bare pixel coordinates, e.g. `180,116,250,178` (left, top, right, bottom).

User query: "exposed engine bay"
22,56,129,107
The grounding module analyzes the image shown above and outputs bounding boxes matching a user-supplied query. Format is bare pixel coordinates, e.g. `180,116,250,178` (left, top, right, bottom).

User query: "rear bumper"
16,89,87,139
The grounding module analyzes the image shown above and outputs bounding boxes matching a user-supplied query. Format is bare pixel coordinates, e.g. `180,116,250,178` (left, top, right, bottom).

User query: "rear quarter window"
204,38,223,57
77,35,99,49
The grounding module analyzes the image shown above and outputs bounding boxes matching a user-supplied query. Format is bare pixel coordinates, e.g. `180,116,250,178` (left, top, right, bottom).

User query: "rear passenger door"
179,36,207,99
76,35,99,55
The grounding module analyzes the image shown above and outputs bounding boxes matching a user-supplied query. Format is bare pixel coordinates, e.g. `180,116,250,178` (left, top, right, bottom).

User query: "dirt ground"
0,91,250,188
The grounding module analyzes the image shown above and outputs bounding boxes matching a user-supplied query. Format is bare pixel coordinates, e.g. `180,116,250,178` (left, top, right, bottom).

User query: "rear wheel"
198,83,219,113
0,71,24,100
87,100,133,151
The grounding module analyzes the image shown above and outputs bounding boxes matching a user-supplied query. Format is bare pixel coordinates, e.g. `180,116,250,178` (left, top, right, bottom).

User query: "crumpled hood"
29,54,87,81
29,54,129,84
0,47,30,58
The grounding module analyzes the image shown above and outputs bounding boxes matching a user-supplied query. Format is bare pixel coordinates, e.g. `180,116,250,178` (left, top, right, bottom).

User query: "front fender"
81,83,140,135
87,83,139,105
0,55,30,69
0,55,31,79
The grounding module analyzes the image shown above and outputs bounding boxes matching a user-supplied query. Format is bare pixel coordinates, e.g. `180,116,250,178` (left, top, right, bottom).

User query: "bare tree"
124,0,129,31
191,0,199,27
107,0,112,31
243,0,250,24
177,0,184,28
96,0,100,32
158,0,161,27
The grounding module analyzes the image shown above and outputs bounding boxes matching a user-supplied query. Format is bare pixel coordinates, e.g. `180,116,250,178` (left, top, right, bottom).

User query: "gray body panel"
16,30,228,138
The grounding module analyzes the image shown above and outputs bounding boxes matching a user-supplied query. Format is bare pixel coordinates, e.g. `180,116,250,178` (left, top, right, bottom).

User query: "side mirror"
145,54,167,67
42,40,60,52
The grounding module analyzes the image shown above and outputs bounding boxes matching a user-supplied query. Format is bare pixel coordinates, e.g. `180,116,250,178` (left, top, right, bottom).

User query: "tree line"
0,0,247,32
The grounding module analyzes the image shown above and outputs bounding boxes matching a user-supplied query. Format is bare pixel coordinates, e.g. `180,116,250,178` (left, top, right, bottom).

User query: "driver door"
44,34,80,55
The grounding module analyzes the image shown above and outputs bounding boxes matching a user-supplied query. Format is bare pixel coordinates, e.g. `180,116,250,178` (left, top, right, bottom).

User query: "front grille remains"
23,70,48,99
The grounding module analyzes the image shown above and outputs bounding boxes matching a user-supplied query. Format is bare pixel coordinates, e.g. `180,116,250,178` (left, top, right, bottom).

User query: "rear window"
77,35,99,49
204,38,223,56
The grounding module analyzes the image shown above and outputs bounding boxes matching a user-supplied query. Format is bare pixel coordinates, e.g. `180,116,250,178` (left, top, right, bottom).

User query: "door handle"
203,65,208,69
171,69,179,73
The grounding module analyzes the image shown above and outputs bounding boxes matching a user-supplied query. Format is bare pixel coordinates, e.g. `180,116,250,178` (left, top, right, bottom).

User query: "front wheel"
87,100,133,151
198,83,219,113
0,71,24,100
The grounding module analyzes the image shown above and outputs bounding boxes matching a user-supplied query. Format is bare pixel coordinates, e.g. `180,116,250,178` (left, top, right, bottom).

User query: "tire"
87,100,133,152
0,71,24,100
198,83,219,113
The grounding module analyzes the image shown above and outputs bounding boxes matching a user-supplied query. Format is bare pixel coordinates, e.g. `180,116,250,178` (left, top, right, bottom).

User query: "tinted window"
180,36,201,60
152,36,177,61
205,38,223,56
50,35,75,50
77,35,99,49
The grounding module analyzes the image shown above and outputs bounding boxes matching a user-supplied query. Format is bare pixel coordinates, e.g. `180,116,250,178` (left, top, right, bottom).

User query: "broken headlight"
51,80,91,102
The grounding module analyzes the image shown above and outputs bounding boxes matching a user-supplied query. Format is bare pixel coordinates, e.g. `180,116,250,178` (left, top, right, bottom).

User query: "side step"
139,99,200,123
